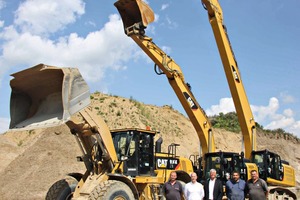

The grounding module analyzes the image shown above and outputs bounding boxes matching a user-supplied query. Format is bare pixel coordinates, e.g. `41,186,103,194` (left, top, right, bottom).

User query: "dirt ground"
0,93,299,199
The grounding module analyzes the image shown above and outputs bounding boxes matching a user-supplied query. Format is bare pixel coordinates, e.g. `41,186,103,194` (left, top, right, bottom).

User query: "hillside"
0,92,299,199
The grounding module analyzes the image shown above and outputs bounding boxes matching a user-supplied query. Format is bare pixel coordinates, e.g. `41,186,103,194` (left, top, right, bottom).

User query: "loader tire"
89,180,134,200
45,176,78,200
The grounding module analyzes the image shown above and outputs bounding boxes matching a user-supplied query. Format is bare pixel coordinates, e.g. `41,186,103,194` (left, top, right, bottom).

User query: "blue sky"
0,0,299,137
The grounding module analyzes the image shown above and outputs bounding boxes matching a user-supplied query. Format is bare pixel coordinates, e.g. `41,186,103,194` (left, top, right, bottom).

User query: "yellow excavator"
114,0,258,186
201,0,296,199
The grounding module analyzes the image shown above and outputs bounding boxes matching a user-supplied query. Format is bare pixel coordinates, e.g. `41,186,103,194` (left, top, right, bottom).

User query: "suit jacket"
204,178,223,200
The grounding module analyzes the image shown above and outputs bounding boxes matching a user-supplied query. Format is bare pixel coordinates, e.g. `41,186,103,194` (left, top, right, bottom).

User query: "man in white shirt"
184,172,205,200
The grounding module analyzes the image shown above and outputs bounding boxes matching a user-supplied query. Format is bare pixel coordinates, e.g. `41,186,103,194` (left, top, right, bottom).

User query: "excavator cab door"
268,153,283,181
251,150,269,180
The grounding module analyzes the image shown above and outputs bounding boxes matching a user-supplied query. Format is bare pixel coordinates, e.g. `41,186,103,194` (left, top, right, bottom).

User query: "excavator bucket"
9,64,90,130
114,0,154,32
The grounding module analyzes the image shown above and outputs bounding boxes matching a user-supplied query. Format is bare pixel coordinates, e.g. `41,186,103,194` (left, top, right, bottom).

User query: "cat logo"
157,158,168,168
183,92,198,110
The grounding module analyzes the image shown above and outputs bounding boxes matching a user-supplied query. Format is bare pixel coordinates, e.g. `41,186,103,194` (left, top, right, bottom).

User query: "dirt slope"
0,93,299,199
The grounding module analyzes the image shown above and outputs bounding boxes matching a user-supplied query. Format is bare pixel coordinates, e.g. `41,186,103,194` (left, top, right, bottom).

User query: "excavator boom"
202,0,296,195
115,0,215,155
202,0,256,159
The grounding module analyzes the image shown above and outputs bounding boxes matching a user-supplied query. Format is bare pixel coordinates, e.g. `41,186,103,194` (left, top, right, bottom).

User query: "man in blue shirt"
226,171,246,200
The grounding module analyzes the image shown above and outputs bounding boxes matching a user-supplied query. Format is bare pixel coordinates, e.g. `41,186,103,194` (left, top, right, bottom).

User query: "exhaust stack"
9,64,90,130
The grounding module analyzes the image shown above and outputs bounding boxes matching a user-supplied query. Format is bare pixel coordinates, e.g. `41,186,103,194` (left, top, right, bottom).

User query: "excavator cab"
251,150,284,181
111,128,155,176
204,152,245,183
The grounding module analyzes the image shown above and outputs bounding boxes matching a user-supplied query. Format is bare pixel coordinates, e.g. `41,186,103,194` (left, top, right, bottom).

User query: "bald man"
184,172,205,200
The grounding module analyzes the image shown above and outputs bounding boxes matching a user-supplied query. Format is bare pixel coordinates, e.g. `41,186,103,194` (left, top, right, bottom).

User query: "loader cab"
251,150,283,181
111,129,155,177
204,152,245,184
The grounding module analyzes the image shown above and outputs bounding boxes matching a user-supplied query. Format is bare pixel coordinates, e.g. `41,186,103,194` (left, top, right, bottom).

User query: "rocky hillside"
0,92,299,199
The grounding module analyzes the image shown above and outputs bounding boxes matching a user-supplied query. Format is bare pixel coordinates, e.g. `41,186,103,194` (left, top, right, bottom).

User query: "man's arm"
244,181,249,199
200,184,205,199
162,183,166,197
203,181,208,200
179,182,186,200
261,179,269,198
216,180,224,200
225,181,230,198
183,183,188,199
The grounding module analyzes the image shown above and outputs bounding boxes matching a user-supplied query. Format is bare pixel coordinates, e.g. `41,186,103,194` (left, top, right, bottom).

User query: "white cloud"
0,0,5,10
164,15,178,29
0,14,138,83
287,121,300,136
265,117,295,130
14,0,85,35
161,4,169,11
205,97,235,116
86,21,96,28
0,117,9,134
206,97,300,137
154,14,160,23
251,97,279,122
280,91,296,104
0,0,5,28
162,46,172,55
283,109,293,117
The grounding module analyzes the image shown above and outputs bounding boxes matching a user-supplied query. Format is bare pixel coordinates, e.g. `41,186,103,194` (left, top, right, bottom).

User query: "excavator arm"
201,0,256,159
115,0,215,155
201,0,296,194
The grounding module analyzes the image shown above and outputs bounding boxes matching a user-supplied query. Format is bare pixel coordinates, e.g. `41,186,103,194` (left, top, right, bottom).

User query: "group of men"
163,169,268,200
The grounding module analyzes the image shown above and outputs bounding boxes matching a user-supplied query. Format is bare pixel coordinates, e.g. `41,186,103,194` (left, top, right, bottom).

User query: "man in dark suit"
204,169,223,200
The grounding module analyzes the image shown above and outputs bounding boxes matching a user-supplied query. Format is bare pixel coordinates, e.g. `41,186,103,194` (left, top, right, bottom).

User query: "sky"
0,0,299,137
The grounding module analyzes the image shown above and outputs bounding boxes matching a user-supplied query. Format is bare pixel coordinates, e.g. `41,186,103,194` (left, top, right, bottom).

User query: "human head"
170,171,177,182
250,170,259,181
190,172,197,183
210,169,217,180
232,171,240,181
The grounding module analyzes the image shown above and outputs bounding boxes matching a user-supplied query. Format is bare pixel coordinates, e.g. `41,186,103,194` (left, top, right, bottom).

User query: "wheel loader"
9,64,193,199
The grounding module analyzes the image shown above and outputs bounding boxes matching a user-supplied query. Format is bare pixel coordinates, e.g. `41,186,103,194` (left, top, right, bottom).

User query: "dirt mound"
0,93,299,199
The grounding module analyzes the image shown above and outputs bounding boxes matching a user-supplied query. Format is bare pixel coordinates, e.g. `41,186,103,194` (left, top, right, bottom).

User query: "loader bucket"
114,0,154,31
9,64,90,130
